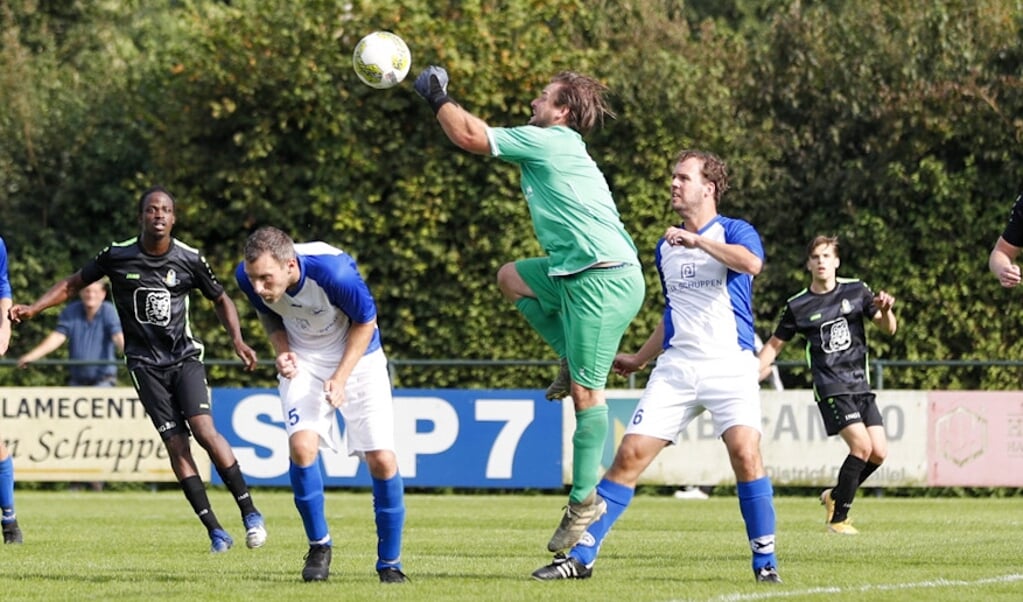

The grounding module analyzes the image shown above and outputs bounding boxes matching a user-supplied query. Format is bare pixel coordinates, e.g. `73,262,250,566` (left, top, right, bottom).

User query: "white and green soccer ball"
352,31,411,89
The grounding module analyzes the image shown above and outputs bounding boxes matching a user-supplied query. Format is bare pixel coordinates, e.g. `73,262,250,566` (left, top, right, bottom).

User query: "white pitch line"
667,573,1023,602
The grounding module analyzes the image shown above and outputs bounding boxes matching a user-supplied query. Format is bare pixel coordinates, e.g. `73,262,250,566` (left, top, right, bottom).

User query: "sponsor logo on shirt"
667,278,723,292
666,262,722,291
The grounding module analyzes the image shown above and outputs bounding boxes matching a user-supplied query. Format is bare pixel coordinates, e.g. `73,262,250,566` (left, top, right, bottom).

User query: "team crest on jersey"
681,263,697,278
840,299,853,314
820,317,852,353
135,288,171,326
164,269,178,287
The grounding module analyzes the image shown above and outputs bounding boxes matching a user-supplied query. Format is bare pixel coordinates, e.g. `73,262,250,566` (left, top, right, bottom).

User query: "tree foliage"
3,0,1023,390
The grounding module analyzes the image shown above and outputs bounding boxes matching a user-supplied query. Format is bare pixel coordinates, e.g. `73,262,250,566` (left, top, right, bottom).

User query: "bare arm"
319,319,376,409
612,319,666,377
112,331,125,355
257,311,297,379
0,297,11,356
758,336,786,382
415,66,492,155
665,226,763,275
18,331,68,367
257,311,289,354
872,290,898,335
8,272,84,325
7,272,87,356
324,319,378,408
212,292,258,371
435,102,492,155
989,236,1022,288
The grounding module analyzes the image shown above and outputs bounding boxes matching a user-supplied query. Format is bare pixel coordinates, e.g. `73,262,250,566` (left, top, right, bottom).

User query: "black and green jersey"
79,236,225,368
771,278,879,400
1000,191,1023,246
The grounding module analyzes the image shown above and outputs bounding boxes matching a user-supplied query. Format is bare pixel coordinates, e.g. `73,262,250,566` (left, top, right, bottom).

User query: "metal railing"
4,358,1023,390
389,358,1023,390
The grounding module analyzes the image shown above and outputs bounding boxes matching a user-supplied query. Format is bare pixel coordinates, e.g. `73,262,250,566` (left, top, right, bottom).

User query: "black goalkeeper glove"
414,65,453,114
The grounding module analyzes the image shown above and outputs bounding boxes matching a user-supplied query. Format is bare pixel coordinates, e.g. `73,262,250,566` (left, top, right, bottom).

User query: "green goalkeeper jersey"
488,125,639,276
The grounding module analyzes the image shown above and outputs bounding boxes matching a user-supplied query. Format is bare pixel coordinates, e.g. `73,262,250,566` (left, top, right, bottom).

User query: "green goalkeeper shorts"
516,257,645,390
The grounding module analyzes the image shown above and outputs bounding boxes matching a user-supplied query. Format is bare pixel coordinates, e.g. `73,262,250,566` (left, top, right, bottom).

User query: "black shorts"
129,358,211,441
817,392,883,437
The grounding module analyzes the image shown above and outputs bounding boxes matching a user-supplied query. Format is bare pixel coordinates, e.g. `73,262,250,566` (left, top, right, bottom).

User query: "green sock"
514,297,566,357
569,405,609,504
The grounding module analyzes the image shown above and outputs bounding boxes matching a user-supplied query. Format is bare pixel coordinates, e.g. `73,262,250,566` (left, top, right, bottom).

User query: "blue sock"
0,456,15,523
737,476,778,572
372,473,406,570
290,460,330,545
569,478,634,566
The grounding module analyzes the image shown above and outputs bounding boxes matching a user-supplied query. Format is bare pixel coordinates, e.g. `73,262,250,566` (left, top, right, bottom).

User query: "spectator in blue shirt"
18,280,124,385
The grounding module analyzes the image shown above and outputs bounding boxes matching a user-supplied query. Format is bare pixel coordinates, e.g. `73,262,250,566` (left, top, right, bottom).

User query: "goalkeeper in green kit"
414,65,645,553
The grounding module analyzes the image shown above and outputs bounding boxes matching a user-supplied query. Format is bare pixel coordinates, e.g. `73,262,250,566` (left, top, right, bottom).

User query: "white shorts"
278,347,396,458
625,349,762,442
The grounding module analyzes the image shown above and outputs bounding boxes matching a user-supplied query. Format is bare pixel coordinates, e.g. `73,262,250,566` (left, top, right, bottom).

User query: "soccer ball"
352,31,411,89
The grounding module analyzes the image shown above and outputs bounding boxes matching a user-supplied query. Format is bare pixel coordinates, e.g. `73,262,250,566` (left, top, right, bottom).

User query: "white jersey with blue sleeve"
236,242,382,361
656,215,763,361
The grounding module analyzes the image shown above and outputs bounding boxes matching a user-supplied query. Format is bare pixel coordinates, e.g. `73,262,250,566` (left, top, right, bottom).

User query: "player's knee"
848,443,872,461
726,443,764,479
190,427,221,451
569,384,601,410
496,263,524,300
733,452,762,476
364,450,398,479
289,440,320,466
609,441,654,478
163,432,191,455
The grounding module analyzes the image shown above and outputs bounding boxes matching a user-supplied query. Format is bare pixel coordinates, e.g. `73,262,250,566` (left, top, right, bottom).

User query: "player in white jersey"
533,150,780,583
236,227,407,584
0,235,20,544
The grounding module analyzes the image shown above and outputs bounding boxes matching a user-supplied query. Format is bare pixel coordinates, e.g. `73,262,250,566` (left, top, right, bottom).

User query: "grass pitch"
0,489,1019,601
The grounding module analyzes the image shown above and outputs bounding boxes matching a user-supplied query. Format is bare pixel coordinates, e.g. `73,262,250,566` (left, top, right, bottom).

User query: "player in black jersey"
758,235,897,534
9,186,267,553
989,192,1023,287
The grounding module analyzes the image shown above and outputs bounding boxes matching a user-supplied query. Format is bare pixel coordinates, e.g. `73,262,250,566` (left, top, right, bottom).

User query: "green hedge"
3,0,1022,389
